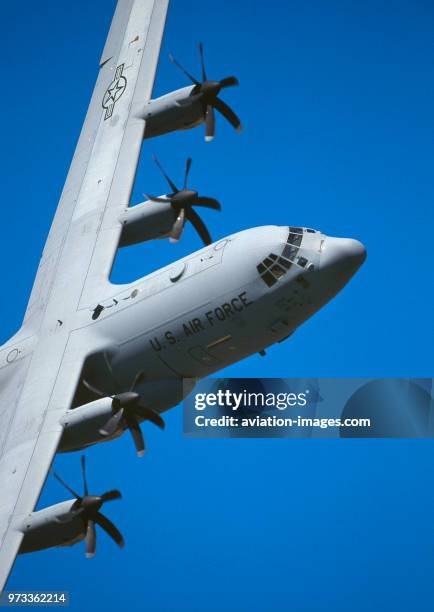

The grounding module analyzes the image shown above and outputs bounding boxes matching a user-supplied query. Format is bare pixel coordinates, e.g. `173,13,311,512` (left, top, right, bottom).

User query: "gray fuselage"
77,225,365,416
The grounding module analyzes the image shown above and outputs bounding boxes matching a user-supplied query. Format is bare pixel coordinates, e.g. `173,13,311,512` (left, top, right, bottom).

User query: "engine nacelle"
59,378,195,454
19,500,84,553
141,86,204,140
58,398,116,453
119,199,176,247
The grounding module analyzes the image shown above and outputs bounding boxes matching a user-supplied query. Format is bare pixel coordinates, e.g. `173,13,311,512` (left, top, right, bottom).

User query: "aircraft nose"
320,237,366,279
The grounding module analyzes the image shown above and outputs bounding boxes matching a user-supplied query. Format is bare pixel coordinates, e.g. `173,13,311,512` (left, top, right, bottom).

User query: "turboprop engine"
19,457,123,558
119,155,221,247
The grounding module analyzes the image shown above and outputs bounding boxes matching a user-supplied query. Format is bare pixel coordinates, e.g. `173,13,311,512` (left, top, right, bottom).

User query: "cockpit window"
288,233,303,247
271,263,286,279
279,257,292,270
305,228,316,233
256,228,312,288
283,244,298,260
257,252,292,287
261,271,277,287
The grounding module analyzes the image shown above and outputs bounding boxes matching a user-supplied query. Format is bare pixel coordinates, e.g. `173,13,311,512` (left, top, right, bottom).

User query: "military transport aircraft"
0,0,366,589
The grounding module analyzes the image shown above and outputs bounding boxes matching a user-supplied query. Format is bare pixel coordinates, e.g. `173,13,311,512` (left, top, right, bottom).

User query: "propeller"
146,154,221,245
169,42,241,141
52,455,124,558
83,369,165,457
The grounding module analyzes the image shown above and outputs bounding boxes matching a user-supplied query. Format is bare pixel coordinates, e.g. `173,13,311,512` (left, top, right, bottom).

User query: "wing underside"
0,0,169,590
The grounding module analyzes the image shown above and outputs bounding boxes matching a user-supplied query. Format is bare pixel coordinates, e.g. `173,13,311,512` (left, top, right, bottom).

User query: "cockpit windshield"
256,228,317,287
256,228,308,287
287,232,302,247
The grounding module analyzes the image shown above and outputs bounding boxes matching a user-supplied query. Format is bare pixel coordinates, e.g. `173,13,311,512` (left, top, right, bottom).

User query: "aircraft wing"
0,0,169,590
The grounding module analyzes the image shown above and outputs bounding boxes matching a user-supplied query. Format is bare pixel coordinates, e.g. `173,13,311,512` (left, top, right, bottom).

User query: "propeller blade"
170,208,186,243
168,53,199,85
99,407,124,437
198,42,207,81
186,208,212,246
205,104,215,142
94,511,125,548
126,417,145,457
152,154,179,193
130,370,146,392
193,197,221,211
81,455,89,497
213,97,242,132
140,405,165,430
82,379,105,398
51,470,81,501
145,194,172,204
85,519,96,558
184,157,192,190
101,489,122,503
220,76,239,88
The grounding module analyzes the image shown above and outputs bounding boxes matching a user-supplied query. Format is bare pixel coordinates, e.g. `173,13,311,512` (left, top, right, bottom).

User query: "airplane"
0,0,366,590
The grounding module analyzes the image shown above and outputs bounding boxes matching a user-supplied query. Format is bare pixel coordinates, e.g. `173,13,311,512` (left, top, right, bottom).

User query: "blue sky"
1,0,434,610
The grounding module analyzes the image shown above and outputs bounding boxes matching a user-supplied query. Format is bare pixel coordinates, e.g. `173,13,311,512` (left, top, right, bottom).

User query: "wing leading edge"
0,0,169,591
